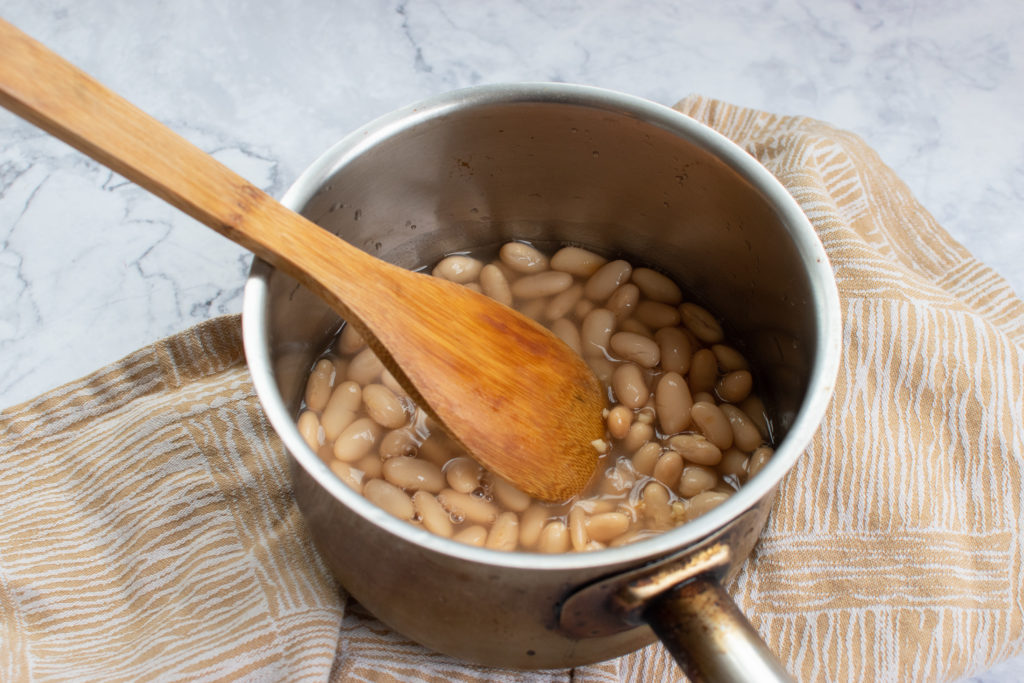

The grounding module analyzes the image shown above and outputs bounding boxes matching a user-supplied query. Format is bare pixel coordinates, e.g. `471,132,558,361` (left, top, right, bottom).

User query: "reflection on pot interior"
296,240,775,552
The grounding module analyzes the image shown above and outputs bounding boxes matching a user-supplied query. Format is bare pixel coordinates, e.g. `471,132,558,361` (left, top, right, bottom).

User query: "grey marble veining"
1,2,1022,676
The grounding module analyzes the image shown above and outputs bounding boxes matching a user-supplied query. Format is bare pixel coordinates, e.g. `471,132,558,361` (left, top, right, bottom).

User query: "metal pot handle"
561,543,793,682
643,575,793,682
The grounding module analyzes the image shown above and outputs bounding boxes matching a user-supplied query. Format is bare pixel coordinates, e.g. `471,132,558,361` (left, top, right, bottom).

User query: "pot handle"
642,574,793,683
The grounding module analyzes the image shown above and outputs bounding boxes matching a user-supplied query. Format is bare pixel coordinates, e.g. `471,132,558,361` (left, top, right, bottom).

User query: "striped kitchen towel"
1,96,1021,682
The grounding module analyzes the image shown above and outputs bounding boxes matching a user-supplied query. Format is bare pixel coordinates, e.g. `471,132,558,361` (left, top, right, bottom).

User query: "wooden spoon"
0,19,605,501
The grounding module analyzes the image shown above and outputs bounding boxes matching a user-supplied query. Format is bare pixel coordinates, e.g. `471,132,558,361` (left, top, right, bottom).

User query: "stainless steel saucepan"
242,83,841,681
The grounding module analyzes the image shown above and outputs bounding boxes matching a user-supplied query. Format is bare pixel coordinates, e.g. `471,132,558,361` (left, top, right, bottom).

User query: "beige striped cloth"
1,96,1021,682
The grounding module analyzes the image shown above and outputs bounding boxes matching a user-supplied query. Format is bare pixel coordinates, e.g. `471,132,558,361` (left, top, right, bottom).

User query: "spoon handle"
0,18,369,315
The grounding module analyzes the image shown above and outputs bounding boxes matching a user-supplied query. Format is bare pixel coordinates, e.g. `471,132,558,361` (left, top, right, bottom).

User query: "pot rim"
241,82,842,571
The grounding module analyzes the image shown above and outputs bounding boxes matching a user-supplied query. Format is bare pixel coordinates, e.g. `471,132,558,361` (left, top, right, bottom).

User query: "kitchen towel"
1,96,1021,682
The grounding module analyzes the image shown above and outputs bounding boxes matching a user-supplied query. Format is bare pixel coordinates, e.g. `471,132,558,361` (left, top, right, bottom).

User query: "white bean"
680,302,724,343
686,490,730,520
606,283,640,321
432,255,483,283
362,383,408,429
347,347,384,385
711,344,749,372
333,417,382,462
611,362,649,410
338,323,366,355
606,405,633,439
679,465,718,498
519,504,549,548
297,410,323,451
412,491,453,538
586,512,631,543
511,271,574,299
500,241,549,273
655,371,693,435
544,283,584,320
328,460,364,493
691,401,734,450
584,259,632,301
364,479,415,520
569,506,589,551
489,474,532,512
444,457,483,493
437,489,499,525
304,359,335,412
687,348,718,394
479,263,513,306
550,318,582,355
634,301,681,329
486,511,520,551
452,525,488,547
622,421,654,452
631,267,682,304
717,370,753,404
378,428,417,459
631,442,662,476
653,450,684,488
720,404,763,452
748,446,773,478
580,308,616,356
655,327,692,375
383,456,445,493
537,521,571,553
667,433,723,466
609,332,660,367
550,246,607,276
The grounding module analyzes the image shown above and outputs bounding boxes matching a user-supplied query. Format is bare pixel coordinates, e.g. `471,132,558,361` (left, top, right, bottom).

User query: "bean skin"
655,327,692,375
680,302,724,343
631,267,682,304
364,479,415,520
584,260,632,301
655,371,693,435
580,308,616,356
550,246,607,276
412,491,453,538
500,241,549,273
691,401,734,450
432,255,483,283
609,332,660,367
383,456,445,493
611,363,650,410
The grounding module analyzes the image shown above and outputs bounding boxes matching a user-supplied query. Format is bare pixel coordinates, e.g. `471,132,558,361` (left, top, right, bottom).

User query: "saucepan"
242,83,841,681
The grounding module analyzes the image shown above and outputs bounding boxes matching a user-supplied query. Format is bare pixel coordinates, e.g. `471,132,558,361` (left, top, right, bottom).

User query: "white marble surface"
1,0,1021,679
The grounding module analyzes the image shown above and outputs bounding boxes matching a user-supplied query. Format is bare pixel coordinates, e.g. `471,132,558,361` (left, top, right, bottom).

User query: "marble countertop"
1,1,1021,679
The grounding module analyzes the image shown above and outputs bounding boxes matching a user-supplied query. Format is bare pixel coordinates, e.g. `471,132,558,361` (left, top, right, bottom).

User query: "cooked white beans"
362,383,408,429
500,241,549,273
432,255,483,283
413,491,454,537
667,433,723,466
688,348,718,394
486,512,521,551
300,240,774,553
680,302,724,344
298,410,322,451
347,347,384,386
606,405,633,440
550,246,606,276
338,323,366,355
717,370,753,404
584,259,632,301
720,404,763,452
445,457,483,493
655,372,692,435
304,359,335,412
364,479,415,520
580,308,616,356
611,363,649,410
631,267,682,304
479,264,513,306
550,318,582,355
609,332,660,367
490,475,532,512
634,301,681,329
383,457,445,493
511,271,574,299
333,417,382,462
691,401,734,450
544,283,584,320
606,283,640,321
437,489,500,525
